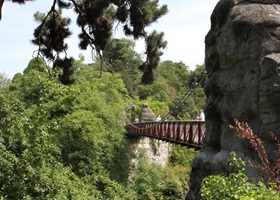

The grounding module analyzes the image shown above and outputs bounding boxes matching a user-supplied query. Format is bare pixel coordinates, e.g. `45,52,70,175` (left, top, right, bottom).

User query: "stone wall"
187,0,280,199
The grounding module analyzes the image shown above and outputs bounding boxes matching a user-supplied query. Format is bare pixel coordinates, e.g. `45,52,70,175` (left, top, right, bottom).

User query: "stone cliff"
187,0,280,199
128,136,171,168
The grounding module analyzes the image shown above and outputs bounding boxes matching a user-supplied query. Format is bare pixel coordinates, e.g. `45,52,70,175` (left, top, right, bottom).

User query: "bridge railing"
125,120,206,148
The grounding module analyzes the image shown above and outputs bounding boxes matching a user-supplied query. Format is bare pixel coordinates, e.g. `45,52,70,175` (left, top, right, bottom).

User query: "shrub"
201,152,280,200
229,119,280,190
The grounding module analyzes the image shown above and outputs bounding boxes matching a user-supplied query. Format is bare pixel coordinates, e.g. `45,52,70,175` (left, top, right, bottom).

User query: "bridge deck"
125,121,205,149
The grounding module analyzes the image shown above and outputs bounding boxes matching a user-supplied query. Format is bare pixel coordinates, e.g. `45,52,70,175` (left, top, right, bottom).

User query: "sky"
0,0,219,78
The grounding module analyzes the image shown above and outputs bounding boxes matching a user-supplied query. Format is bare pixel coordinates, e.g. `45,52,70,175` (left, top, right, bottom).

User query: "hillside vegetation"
0,38,205,199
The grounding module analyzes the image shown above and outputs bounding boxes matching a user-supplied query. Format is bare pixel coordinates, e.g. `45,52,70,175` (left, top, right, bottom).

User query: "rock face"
187,0,280,199
139,103,156,122
128,136,171,167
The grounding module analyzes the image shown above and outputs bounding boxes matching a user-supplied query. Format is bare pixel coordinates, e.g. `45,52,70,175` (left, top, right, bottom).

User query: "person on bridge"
155,115,161,122
197,109,205,121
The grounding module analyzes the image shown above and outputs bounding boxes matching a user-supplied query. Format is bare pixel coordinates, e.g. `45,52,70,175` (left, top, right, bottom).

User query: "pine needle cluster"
2,0,169,84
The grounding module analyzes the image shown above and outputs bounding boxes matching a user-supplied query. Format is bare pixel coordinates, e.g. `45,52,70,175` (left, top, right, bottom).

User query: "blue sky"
0,0,219,78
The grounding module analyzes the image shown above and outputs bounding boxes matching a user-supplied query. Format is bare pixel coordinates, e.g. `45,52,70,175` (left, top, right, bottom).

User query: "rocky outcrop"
187,1,280,199
139,103,155,122
128,136,171,168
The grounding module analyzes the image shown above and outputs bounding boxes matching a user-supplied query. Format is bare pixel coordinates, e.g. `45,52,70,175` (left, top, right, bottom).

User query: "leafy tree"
102,38,143,96
187,64,207,91
137,76,176,103
103,38,142,72
0,58,136,199
168,145,198,193
0,71,10,89
143,62,206,120
169,145,197,167
156,61,190,94
1,0,168,84
9,57,52,105
170,64,207,119
0,56,205,199
139,30,167,84
0,83,96,199
169,97,197,120
128,151,186,200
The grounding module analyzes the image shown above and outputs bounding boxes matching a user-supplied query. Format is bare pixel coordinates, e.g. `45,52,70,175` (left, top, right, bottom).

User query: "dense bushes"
0,58,133,199
201,152,280,200
0,57,203,199
128,147,197,200
201,119,280,199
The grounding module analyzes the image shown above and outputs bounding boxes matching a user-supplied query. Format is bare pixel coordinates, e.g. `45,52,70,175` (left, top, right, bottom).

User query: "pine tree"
1,0,168,84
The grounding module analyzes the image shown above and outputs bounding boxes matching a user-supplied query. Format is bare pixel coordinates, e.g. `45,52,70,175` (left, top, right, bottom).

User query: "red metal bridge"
125,121,206,149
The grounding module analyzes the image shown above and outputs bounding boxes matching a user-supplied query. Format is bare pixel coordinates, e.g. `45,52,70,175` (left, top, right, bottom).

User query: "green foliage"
168,145,198,193
201,152,280,200
140,30,167,84
169,64,206,119
128,154,185,200
126,145,198,200
101,38,206,121
102,38,143,96
192,88,206,112
137,77,175,103
153,62,206,120
9,57,52,105
1,49,206,199
0,90,96,199
23,57,49,74
187,64,206,87
163,164,190,199
103,38,142,71
169,145,197,167
170,97,197,120
0,72,10,89
0,58,135,199
156,61,190,94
